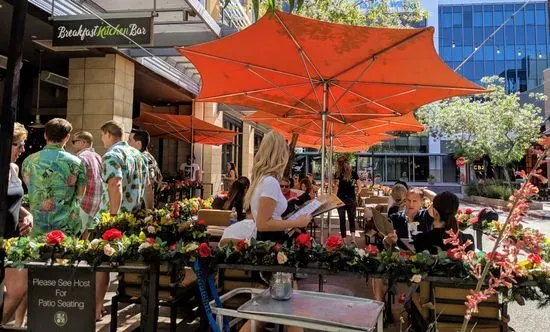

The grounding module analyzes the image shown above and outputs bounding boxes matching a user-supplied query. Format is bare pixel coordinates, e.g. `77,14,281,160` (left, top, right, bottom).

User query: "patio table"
210,287,384,332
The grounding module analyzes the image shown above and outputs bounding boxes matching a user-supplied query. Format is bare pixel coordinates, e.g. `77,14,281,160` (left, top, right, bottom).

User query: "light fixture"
517,50,522,57
452,41,456,48
496,47,501,54
31,35,37,39
474,46,478,51
538,52,543,58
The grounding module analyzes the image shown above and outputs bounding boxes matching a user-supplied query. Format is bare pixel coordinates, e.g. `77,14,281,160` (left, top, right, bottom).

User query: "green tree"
417,76,546,180
248,0,427,27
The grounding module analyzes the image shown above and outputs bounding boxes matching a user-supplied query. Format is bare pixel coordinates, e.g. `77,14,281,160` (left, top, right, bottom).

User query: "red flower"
146,238,156,245
198,219,208,226
457,209,463,214
366,244,379,255
325,235,344,251
199,243,211,258
399,251,410,260
169,243,177,251
446,248,462,260
465,208,473,215
102,228,122,241
528,253,542,265
295,233,312,248
470,217,479,224
236,240,248,252
45,230,65,246
273,243,282,252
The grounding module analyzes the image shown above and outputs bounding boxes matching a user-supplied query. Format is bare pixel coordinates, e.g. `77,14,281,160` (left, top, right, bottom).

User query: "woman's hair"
335,156,352,182
244,131,289,209
13,122,28,142
224,176,250,210
228,162,238,177
300,178,313,194
395,180,409,190
432,191,459,233
391,184,408,210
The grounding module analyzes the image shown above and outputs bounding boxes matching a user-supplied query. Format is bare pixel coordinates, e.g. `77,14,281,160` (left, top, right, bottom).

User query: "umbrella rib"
273,11,324,80
247,67,320,114
339,81,486,91
326,85,347,123
246,95,318,114
198,82,313,100
329,28,429,80
298,51,323,110
330,58,377,108
332,83,415,115
181,49,316,81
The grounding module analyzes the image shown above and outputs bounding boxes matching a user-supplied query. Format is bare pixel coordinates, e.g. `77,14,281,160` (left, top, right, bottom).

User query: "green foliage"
465,181,512,200
253,0,427,27
417,76,546,167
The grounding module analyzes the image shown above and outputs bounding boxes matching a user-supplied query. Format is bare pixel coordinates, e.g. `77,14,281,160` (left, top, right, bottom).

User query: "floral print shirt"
22,144,87,236
100,141,149,214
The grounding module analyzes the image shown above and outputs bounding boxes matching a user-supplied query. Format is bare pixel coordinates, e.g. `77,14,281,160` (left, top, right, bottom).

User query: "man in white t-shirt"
179,155,201,182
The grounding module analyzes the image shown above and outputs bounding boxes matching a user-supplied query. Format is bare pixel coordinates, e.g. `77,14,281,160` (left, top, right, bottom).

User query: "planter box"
463,195,543,210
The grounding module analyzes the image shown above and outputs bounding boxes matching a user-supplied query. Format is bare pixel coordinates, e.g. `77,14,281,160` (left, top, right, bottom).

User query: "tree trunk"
283,132,299,178
502,164,514,192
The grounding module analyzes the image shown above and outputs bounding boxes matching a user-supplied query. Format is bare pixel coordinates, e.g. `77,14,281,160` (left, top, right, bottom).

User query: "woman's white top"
250,176,288,222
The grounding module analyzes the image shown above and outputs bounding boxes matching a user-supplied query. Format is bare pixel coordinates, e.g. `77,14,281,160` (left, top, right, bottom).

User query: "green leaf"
288,0,295,13
252,0,260,22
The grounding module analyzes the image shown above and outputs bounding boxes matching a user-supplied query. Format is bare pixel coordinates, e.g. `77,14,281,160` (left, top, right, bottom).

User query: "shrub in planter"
465,184,481,197
483,184,512,200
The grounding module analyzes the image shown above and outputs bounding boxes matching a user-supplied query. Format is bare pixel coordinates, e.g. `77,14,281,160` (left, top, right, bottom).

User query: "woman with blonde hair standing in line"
244,131,312,242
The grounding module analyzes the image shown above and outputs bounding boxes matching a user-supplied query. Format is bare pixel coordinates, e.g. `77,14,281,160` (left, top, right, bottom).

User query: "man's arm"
143,180,154,209
107,177,123,215
76,184,86,200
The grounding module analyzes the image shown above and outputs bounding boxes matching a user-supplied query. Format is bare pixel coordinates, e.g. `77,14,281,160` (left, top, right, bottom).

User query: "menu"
285,194,344,221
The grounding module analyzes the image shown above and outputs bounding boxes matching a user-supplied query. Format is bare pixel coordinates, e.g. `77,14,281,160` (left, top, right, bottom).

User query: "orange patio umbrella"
283,132,397,153
178,10,486,190
134,111,237,145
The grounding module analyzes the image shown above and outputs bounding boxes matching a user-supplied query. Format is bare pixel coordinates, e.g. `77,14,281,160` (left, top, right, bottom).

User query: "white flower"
146,225,156,234
144,215,153,223
90,239,102,248
184,243,199,253
277,252,288,265
355,248,366,258
410,274,422,284
138,242,152,253
103,244,116,257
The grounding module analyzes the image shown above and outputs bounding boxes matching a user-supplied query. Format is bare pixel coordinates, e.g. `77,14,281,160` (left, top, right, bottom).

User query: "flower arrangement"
456,208,477,230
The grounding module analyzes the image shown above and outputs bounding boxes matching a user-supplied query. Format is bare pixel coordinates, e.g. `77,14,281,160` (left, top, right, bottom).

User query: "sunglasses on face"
280,184,290,188
72,140,81,145
12,142,25,149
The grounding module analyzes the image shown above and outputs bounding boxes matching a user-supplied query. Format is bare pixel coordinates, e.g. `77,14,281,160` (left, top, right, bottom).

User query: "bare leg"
95,272,110,320
372,278,387,302
14,295,27,327
2,268,28,324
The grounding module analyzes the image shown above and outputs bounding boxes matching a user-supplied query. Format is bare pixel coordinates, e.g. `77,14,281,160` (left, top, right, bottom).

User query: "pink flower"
146,238,156,245
528,253,542,265
465,208,473,215
366,244,379,255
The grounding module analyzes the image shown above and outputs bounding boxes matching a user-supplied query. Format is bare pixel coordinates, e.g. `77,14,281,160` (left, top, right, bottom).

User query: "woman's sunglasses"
280,184,290,188
12,142,25,149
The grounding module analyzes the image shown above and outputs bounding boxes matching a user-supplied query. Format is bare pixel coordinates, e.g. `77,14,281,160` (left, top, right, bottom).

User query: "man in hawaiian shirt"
129,129,162,208
72,131,102,238
22,118,87,236
95,120,151,320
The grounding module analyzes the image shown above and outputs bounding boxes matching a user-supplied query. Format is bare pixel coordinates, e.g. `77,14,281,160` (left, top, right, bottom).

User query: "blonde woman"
3,123,33,327
387,183,408,216
244,131,311,242
334,156,360,243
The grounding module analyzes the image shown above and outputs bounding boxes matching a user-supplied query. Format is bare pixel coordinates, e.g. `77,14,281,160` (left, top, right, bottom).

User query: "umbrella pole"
320,83,328,242
327,123,334,236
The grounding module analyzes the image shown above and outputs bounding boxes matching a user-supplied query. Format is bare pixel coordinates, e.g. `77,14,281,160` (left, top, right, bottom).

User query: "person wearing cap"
334,155,361,243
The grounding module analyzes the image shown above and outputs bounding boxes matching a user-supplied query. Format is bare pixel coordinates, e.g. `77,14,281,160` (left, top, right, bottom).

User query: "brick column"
66,54,134,154
195,101,222,197
241,123,255,179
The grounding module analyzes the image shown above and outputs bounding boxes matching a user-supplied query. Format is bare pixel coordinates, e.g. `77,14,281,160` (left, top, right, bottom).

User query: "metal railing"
220,0,252,31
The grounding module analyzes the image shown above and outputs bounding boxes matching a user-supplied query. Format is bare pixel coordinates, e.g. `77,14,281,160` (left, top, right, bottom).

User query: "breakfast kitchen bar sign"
53,16,153,47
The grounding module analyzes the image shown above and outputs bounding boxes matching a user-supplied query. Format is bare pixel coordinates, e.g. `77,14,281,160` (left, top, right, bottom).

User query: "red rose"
236,240,247,252
198,219,208,226
366,244,379,255
325,235,344,251
146,238,156,245
45,230,65,246
102,228,122,241
273,243,282,252
465,208,473,215
528,253,542,265
199,243,211,258
295,233,312,248
169,243,177,251
399,251,410,260
457,209,463,214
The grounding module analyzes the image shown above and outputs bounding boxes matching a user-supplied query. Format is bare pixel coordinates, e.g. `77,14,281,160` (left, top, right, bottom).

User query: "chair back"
198,209,232,227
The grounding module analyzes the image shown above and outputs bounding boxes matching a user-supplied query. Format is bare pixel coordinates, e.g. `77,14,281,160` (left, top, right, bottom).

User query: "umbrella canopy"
283,132,397,152
135,112,237,145
178,10,486,123
245,111,424,137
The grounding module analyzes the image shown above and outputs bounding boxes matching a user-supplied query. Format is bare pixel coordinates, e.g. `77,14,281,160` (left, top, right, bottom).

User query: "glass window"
526,26,536,43
453,12,462,27
514,9,524,25
505,25,515,44
473,47,483,61
483,11,493,26
495,60,505,76
505,11,514,26
413,156,429,182
494,29,504,44
525,6,536,25
495,45,504,59
473,11,483,27
536,26,547,44
463,45,473,60
463,61,474,80
386,157,410,182
453,28,463,46
441,13,452,28
526,44,536,58
505,45,515,60
494,6,504,26
474,61,484,79
463,10,472,26
484,45,494,61
504,4,514,12
515,26,525,44
440,46,452,60
463,27,473,45
442,155,458,183
535,9,546,25
440,28,452,46
474,27,484,44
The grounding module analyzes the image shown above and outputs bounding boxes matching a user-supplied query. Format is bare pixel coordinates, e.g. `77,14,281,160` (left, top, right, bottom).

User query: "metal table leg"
377,309,384,332
140,262,160,332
